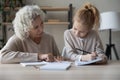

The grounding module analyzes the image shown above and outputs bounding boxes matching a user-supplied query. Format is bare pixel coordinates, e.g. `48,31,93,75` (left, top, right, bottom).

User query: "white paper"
20,61,47,67
75,57,102,66
40,61,72,70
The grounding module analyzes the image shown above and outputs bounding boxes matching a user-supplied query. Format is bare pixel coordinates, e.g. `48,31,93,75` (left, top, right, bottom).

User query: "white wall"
23,0,120,59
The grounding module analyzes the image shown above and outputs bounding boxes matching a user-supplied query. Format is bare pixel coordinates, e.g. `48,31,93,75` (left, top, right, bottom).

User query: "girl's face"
29,16,44,39
72,21,90,38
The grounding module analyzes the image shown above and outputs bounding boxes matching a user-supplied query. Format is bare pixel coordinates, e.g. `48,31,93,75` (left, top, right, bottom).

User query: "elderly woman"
0,5,60,63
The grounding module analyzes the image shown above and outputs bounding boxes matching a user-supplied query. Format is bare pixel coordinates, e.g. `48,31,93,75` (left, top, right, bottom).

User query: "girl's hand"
81,52,97,61
95,54,108,64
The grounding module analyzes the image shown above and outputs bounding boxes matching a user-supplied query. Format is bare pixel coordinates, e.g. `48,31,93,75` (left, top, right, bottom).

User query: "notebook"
40,61,72,70
20,61,72,70
75,57,102,66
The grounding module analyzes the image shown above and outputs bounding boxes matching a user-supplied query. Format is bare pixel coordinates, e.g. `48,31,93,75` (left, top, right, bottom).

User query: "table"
0,61,120,80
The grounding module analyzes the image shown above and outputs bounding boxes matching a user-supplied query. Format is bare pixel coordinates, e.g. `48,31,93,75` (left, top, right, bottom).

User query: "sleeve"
63,30,82,61
51,36,60,56
0,36,38,64
95,32,105,54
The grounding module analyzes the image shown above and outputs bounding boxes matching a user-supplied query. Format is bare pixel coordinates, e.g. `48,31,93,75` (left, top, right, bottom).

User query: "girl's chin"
77,35,86,38
80,36,85,38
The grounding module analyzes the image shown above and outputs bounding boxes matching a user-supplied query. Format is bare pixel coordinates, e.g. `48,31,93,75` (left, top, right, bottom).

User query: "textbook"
40,61,72,70
75,57,102,66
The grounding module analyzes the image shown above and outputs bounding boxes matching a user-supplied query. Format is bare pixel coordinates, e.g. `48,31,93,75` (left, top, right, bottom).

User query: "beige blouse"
62,29,104,61
0,32,59,63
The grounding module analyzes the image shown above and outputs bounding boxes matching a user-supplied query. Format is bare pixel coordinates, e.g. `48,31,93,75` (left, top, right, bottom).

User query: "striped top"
63,29,104,61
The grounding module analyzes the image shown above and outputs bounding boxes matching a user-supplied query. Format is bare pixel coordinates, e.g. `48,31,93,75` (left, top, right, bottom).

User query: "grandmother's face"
29,16,44,38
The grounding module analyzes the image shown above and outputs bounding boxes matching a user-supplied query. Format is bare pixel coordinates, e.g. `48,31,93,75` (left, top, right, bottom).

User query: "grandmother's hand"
38,53,54,62
54,56,64,62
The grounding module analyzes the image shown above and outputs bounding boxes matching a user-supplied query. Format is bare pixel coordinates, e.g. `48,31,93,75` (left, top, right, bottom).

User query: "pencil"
74,48,91,54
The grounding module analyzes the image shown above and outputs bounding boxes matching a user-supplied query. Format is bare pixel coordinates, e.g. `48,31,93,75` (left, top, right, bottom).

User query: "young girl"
62,3,107,64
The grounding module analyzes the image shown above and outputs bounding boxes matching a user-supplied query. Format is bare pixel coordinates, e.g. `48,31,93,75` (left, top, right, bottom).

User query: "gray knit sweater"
0,32,59,63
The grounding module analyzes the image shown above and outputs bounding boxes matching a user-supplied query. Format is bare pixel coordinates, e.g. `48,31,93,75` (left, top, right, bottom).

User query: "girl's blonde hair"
73,3,100,30
12,5,45,40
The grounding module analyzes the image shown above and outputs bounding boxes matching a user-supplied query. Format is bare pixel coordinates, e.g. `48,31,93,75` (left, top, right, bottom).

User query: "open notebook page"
40,61,72,70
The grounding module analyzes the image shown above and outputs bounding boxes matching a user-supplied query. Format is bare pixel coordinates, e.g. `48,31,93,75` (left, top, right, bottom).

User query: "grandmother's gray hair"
12,5,45,40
